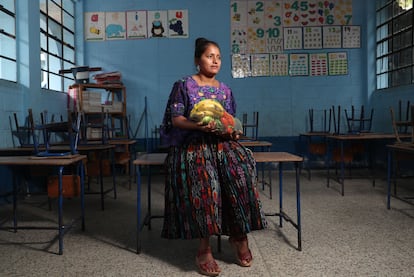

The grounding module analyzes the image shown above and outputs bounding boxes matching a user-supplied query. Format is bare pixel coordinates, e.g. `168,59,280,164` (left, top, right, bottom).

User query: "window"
40,0,75,91
0,0,16,82
376,0,414,89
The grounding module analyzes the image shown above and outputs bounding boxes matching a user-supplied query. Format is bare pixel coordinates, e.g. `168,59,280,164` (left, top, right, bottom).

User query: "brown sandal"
229,236,253,267
195,247,221,276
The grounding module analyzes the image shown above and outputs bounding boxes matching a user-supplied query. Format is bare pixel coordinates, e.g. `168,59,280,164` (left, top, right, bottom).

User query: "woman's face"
198,44,221,77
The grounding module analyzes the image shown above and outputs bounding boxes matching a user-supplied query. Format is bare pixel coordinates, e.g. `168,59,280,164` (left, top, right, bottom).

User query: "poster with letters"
126,11,148,39
167,10,189,38
84,12,105,41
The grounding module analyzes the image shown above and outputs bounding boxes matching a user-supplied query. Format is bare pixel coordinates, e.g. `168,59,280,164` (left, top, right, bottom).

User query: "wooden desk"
326,133,402,196
299,132,331,180
0,144,117,210
0,154,86,255
386,143,414,209
133,151,303,254
239,140,272,150
109,139,137,189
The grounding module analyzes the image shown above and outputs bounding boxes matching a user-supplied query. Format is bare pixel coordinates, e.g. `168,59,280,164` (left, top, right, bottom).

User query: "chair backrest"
344,105,373,134
308,108,331,133
242,111,259,140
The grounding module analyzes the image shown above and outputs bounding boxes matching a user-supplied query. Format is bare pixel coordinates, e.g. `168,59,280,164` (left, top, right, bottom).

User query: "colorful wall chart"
84,12,106,41
126,11,148,39
328,52,348,75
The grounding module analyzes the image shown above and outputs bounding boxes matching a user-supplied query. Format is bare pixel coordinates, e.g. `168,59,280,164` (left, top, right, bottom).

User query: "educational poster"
84,12,105,41
328,52,348,75
147,10,168,38
322,25,342,48
264,0,284,53
310,53,328,76
247,1,266,53
342,25,360,48
231,1,248,54
282,0,353,26
303,26,322,49
251,54,270,77
167,10,189,38
232,54,251,78
105,12,126,40
126,11,148,39
283,27,303,50
289,53,309,76
270,53,289,76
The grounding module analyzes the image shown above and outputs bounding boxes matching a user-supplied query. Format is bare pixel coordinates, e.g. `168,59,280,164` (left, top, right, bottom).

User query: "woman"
160,37,267,276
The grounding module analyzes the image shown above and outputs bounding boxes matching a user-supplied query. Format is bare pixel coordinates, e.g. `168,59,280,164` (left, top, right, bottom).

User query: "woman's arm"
172,115,217,133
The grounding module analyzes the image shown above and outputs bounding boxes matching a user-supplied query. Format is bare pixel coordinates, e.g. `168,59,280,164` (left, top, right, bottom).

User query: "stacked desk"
0,154,86,255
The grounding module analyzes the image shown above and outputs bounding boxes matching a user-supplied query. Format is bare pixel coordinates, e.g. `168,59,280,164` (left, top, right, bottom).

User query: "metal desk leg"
340,141,345,196
278,162,283,227
387,148,392,209
147,167,152,230
57,166,64,255
99,157,105,210
111,148,117,199
136,164,142,254
80,160,86,231
295,161,302,251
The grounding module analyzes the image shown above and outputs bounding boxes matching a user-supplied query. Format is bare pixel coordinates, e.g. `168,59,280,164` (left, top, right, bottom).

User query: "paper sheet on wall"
322,25,342,48
283,27,303,50
167,10,189,38
289,53,309,76
303,26,322,49
84,12,105,41
105,12,126,40
126,11,148,39
251,54,270,77
270,53,289,76
147,10,168,38
342,25,360,48
310,53,328,76
328,52,348,75
232,54,251,78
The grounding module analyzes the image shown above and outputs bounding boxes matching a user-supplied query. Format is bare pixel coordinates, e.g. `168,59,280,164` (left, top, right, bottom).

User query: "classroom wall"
81,0,376,139
1,1,414,149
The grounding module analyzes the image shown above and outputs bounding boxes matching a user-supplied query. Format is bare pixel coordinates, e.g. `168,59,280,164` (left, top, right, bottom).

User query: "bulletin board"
230,0,358,78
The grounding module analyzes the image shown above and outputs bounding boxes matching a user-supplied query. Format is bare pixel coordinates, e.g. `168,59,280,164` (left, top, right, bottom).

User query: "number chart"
230,0,354,78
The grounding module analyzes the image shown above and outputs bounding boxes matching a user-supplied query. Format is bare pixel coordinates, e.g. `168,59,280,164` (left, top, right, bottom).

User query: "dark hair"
194,37,220,61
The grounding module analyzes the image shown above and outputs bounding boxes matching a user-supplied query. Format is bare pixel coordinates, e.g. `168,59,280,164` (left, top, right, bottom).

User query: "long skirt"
161,136,267,239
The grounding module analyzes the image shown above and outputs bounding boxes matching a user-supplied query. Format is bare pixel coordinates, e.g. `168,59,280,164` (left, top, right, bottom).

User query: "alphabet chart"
126,11,148,39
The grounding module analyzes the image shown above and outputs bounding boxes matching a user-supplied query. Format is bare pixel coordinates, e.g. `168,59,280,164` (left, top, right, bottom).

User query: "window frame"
0,0,17,82
40,0,76,92
376,0,414,90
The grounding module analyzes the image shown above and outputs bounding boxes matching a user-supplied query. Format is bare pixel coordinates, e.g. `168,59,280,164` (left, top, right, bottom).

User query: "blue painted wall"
1,0,414,149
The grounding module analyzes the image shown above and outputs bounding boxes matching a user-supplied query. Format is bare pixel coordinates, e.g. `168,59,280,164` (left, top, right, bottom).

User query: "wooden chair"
344,105,374,134
390,102,414,144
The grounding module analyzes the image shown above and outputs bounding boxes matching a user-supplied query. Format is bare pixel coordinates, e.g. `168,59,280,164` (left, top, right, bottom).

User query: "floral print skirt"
161,136,267,239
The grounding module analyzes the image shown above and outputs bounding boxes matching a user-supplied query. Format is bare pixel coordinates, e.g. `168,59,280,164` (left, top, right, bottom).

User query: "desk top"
253,152,303,163
133,151,303,166
108,139,137,145
300,132,331,137
387,143,414,153
240,140,272,147
133,153,167,165
326,133,399,140
0,144,115,155
0,154,87,166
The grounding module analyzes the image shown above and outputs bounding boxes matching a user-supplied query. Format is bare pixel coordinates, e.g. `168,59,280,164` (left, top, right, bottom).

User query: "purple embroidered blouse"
160,76,236,147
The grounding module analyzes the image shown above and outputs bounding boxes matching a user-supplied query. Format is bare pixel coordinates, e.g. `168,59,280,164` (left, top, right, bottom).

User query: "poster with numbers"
282,0,353,27
232,54,251,78
342,25,360,48
270,53,289,76
303,26,322,49
247,1,267,53
251,54,270,76
284,27,303,50
322,25,342,48
310,53,328,76
289,53,309,76
328,52,348,75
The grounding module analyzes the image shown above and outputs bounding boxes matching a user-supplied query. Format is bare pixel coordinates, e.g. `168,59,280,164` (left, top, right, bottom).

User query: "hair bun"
195,37,209,48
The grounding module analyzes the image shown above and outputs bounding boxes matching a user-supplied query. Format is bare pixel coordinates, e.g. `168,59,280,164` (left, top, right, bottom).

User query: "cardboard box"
47,175,80,198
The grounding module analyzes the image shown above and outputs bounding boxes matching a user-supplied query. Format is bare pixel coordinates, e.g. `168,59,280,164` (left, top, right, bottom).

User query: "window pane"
0,57,17,82
48,0,62,24
48,37,61,56
63,29,74,47
49,19,63,41
0,0,15,12
392,67,412,86
40,0,47,14
49,54,62,74
0,34,16,58
0,12,15,35
63,10,74,30
392,29,412,51
49,72,63,91
63,45,74,63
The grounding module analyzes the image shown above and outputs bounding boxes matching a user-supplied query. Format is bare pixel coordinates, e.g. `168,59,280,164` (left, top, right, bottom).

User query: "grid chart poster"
310,53,328,76
328,52,348,75
251,54,271,76
303,26,322,49
270,53,289,76
232,54,251,78
283,27,303,50
322,25,342,48
289,53,309,76
342,25,360,48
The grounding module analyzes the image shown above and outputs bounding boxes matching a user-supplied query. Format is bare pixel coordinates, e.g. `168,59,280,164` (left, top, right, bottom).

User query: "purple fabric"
160,76,236,147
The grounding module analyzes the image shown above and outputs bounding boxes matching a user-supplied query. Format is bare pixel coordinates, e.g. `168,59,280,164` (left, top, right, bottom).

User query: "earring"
196,65,200,72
